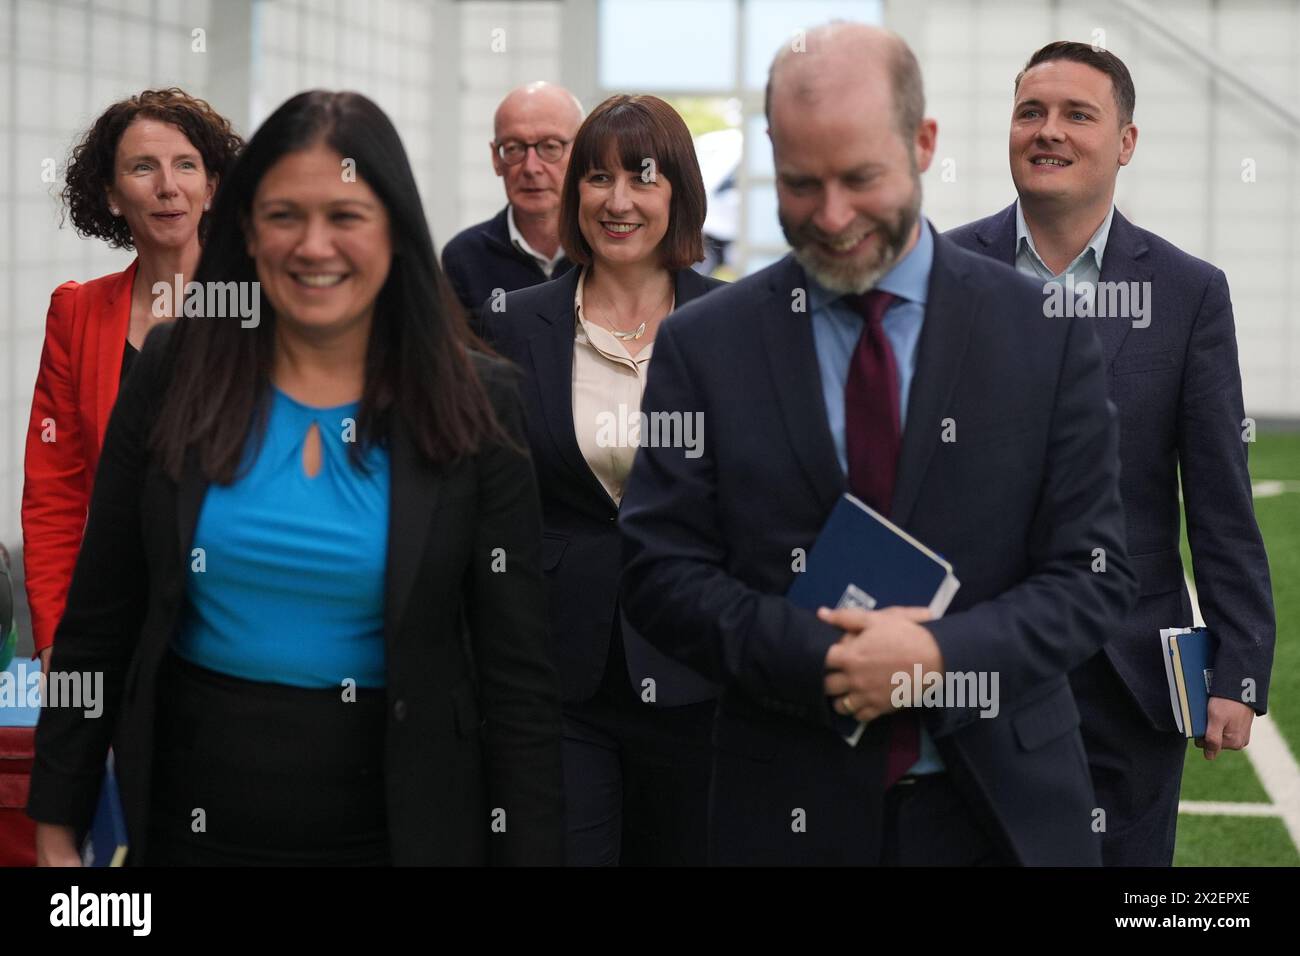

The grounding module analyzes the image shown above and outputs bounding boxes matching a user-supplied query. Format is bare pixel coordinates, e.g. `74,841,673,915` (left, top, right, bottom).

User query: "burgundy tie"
844,290,920,788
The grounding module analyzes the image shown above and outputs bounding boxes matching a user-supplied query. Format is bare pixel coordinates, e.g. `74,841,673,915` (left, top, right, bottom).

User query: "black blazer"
947,205,1275,726
26,322,564,866
482,266,725,706
440,205,574,320
620,230,1139,865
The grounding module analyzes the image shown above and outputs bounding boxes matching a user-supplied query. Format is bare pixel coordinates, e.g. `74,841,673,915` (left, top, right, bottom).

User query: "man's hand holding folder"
1199,697,1255,760
820,605,939,723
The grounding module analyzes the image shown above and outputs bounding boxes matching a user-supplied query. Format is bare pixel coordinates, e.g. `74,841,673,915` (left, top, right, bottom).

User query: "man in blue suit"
947,41,1275,866
619,22,1137,865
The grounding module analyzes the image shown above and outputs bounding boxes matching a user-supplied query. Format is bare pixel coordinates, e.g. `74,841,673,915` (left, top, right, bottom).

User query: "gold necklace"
589,290,673,341
608,320,648,341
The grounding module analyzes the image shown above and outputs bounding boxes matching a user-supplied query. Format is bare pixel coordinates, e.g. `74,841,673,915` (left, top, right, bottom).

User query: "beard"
781,178,923,295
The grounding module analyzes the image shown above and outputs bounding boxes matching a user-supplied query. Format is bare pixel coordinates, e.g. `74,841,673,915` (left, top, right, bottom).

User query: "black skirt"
144,649,389,866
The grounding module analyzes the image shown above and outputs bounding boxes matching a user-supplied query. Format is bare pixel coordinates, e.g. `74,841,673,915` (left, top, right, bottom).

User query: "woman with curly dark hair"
21,89,242,675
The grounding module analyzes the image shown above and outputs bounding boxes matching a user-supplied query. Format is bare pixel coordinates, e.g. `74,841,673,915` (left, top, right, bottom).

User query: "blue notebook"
788,494,961,745
81,753,128,867
1160,627,1217,739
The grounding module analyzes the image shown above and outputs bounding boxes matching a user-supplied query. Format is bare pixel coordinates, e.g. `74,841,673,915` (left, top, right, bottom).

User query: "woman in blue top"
29,91,563,866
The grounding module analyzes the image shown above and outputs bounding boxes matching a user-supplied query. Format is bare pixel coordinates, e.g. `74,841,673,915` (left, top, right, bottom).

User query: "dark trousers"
1071,650,1187,866
561,620,714,866
882,773,1012,866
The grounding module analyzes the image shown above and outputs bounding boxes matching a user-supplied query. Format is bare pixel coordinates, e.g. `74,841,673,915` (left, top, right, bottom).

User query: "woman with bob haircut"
28,90,563,867
482,93,724,866
23,88,242,676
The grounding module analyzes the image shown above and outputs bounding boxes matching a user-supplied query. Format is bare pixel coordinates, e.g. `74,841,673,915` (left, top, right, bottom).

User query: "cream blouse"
571,268,673,505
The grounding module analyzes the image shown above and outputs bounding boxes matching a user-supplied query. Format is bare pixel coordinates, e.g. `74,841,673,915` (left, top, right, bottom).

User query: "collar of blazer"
173,380,442,650
1094,209,1153,368
758,224,975,527
517,266,722,511
531,286,617,510
978,202,1153,369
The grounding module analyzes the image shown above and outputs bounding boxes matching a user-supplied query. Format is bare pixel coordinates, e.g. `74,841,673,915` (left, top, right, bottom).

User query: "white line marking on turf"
1179,801,1280,816
1250,479,1300,498
1184,573,1300,850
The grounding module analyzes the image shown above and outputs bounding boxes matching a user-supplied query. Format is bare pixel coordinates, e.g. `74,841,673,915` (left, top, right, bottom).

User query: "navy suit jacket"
483,266,726,706
619,227,1138,865
947,205,1275,728
440,206,574,322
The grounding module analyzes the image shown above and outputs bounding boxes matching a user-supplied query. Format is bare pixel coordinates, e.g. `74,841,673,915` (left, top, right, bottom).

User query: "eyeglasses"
495,138,570,165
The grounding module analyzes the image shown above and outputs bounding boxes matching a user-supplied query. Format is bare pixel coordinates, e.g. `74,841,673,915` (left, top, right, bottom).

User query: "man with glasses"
441,82,584,323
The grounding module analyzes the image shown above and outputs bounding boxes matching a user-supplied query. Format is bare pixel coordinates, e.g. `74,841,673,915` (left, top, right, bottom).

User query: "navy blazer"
440,206,574,321
619,227,1138,865
483,266,726,706
947,205,1275,727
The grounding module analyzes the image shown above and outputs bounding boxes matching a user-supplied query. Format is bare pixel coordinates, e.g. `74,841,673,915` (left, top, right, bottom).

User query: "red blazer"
22,260,138,655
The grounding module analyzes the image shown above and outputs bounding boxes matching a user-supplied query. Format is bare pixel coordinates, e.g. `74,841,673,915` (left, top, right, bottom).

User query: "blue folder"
81,752,128,867
1160,627,1217,740
788,494,961,744
789,494,960,615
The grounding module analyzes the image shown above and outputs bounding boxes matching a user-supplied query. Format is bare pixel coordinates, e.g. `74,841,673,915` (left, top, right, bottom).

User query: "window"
597,0,882,275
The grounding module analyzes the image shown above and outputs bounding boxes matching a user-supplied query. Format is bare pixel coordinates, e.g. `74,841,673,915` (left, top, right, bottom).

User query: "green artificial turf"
1174,814,1300,867
1179,747,1269,803
1245,434,1300,764
1173,431,1300,865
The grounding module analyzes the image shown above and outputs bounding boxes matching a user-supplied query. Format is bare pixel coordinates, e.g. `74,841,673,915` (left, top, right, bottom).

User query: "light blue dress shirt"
1015,199,1114,292
808,221,944,775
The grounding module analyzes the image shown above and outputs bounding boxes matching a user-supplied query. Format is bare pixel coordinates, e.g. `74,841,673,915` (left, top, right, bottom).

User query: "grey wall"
2,0,1296,555
906,0,1299,420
